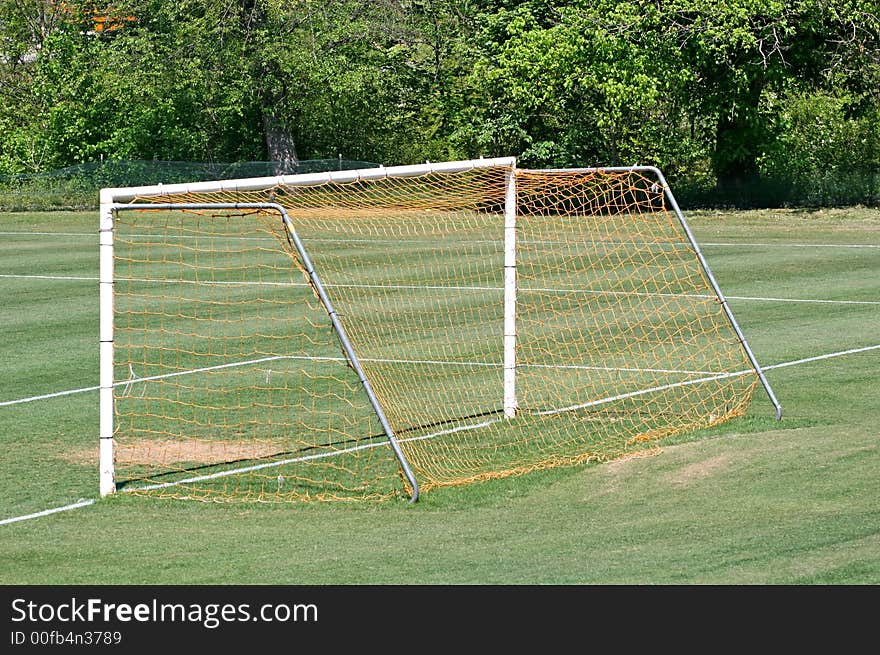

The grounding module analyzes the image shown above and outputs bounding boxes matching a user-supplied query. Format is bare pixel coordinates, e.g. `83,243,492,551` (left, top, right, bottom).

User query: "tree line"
2,0,879,205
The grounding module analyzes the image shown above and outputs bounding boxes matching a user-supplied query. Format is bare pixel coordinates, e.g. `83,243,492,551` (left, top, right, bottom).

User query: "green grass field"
0,206,878,584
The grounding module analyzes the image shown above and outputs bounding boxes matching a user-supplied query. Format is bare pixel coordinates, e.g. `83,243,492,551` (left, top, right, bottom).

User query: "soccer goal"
99,157,780,502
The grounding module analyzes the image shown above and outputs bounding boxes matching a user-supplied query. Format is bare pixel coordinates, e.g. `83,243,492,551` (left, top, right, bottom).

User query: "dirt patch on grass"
63,439,284,466
598,447,663,495
606,446,663,471
665,454,730,487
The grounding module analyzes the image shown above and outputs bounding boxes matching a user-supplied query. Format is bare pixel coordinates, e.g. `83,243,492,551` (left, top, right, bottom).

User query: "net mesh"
110,165,758,501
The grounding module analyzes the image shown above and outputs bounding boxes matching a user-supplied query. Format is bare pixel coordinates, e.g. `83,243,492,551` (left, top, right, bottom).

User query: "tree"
451,2,691,168
453,0,879,195
1,0,877,201
661,0,879,192
0,0,69,171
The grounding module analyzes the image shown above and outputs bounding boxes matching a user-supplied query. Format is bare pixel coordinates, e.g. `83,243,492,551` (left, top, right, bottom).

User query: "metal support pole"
648,168,783,420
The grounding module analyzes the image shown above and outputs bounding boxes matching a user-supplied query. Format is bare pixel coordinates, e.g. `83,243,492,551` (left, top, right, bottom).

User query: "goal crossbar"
102,157,518,203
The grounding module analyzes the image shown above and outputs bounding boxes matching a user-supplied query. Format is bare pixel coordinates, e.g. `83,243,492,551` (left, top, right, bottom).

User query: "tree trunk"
262,112,299,175
711,77,765,203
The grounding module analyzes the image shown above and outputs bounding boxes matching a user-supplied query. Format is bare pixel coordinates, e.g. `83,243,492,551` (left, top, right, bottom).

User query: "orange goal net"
99,159,776,501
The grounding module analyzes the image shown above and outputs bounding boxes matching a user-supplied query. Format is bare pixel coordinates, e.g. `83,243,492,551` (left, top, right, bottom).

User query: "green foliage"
764,92,880,176
451,2,691,168
0,0,878,205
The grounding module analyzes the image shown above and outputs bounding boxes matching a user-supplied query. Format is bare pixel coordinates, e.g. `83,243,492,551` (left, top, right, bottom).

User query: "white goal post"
99,157,780,502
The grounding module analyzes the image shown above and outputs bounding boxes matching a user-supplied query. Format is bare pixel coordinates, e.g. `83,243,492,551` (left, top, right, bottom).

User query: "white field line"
0,355,716,408
2,272,879,306
725,295,880,306
536,342,880,417
0,384,101,407
534,370,747,416
2,230,879,250
3,341,880,525
701,241,880,249
0,231,97,237
0,274,95,281
5,341,880,410
0,499,95,526
131,439,389,492
761,343,880,371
